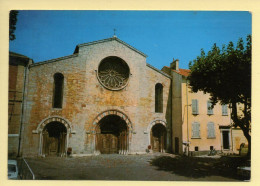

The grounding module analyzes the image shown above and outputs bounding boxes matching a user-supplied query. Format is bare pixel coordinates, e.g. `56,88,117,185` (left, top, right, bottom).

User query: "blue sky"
9,11,251,70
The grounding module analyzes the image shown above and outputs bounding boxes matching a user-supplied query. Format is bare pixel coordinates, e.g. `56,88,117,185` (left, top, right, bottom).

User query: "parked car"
8,160,18,179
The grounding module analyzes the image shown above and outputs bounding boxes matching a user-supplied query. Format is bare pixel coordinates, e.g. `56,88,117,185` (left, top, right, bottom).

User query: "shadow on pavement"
150,155,250,180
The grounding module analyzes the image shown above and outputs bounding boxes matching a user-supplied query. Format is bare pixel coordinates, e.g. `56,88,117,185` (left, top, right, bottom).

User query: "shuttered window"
222,104,228,116
207,101,213,115
192,99,199,115
207,122,215,138
192,122,200,138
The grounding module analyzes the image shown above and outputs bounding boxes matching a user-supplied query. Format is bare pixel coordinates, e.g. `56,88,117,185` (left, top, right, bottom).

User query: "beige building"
162,61,243,155
8,37,247,157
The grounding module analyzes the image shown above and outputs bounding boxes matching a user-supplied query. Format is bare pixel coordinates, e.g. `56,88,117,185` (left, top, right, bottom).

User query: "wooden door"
151,124,166,152
99,134,118,154
49,137,58,156
152,136,160,152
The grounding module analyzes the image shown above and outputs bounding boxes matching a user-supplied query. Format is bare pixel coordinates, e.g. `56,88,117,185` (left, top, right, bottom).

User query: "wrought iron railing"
18,158,35,180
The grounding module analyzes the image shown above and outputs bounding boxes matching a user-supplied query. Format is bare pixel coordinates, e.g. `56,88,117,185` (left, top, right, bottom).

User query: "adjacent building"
8,52,32,157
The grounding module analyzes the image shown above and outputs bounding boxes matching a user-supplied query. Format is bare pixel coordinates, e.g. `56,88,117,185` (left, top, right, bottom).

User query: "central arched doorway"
151,124,167,152
42,122,67,156
96,115,128,154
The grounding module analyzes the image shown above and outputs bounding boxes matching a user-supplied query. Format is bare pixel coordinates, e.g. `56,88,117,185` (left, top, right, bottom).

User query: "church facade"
20,37,172,156
8,37,245,157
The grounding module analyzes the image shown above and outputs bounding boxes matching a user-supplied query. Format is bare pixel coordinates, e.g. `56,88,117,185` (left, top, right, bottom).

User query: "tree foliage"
188,35,251,155
9,10,19,41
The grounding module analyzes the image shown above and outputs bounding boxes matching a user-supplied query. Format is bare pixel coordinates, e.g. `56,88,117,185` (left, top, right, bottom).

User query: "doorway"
96,115,128,154
42,122,67,156
222,131,230,150
151,124,167,152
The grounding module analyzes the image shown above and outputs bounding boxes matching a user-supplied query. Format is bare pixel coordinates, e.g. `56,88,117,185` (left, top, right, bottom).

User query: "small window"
155,83,163,113
207,122,215,138
53,73,64,108
207,101,213,115
222,104,228,116
210,146,214,150
192,99,199,115
192,122,200,138
195,146,199,151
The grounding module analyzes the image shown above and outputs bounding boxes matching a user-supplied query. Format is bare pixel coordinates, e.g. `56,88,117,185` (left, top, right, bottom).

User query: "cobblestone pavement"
24,153,239,181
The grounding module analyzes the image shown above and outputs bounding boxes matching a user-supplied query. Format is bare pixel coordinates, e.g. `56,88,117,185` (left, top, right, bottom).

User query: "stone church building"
9,37,246,157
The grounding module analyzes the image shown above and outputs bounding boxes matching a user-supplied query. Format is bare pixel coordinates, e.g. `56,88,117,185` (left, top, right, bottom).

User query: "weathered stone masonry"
20,37,172,156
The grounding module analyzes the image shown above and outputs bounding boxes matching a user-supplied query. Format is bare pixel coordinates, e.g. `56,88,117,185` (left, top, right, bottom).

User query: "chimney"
170,58,176,69
175,59,179,71
170,58,179,71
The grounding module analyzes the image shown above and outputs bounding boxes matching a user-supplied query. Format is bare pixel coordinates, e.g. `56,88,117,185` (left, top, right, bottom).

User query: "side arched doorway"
151,124,167,152
42,122,67,156
96,115,128,154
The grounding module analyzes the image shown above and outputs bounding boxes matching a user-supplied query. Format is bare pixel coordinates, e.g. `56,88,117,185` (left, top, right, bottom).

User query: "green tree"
9,10,19,41
188,35,251,156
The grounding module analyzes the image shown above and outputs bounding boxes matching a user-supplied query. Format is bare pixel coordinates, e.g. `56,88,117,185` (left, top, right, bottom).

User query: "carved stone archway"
90,110,133,154
33,116,74,156
147,119,167,148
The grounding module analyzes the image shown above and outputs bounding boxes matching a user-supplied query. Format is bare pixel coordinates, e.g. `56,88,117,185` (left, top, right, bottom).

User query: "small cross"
113,29,117,37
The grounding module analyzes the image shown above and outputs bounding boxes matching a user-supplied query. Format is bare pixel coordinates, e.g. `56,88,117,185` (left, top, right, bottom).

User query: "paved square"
22,154,242,181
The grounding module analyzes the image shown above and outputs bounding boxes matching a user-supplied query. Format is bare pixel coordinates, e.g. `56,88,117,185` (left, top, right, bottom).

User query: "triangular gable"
74,37,148,58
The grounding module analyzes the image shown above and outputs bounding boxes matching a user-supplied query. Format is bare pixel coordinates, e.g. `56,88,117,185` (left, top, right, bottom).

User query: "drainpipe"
186,78,190,156
17,60,30,157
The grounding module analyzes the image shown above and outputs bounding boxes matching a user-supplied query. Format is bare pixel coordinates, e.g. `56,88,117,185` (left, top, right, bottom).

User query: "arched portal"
33,116,73,157
96,115,128,154
42,122,67,156
150,124,167,152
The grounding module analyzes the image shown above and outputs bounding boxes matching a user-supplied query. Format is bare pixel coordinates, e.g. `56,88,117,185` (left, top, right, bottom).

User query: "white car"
8,160,18,179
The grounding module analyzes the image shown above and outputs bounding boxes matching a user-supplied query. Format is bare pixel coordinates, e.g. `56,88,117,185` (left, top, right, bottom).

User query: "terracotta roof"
9,51,30,59
163,66,191,77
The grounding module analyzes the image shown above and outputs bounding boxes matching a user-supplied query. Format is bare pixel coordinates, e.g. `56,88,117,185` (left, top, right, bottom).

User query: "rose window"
97,56,130,90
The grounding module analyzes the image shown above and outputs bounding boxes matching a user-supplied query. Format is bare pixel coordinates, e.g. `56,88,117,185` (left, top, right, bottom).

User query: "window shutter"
222,104,228,115
192,123,195,137
192,99,198,114
192,122,200,138
196,100,199,114
207,122,215,138
197,123,200,137
207,101,213,115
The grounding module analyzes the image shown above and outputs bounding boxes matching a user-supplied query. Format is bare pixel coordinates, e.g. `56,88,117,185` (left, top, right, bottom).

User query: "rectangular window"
192,99,199,115
195,146,199,151
207,101,213,115
192,122,200,138
207,122,215,138
155,83,163,113
222,104,228,116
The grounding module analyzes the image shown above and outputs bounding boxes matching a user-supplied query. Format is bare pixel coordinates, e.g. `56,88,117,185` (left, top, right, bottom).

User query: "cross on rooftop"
113,29,117,37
